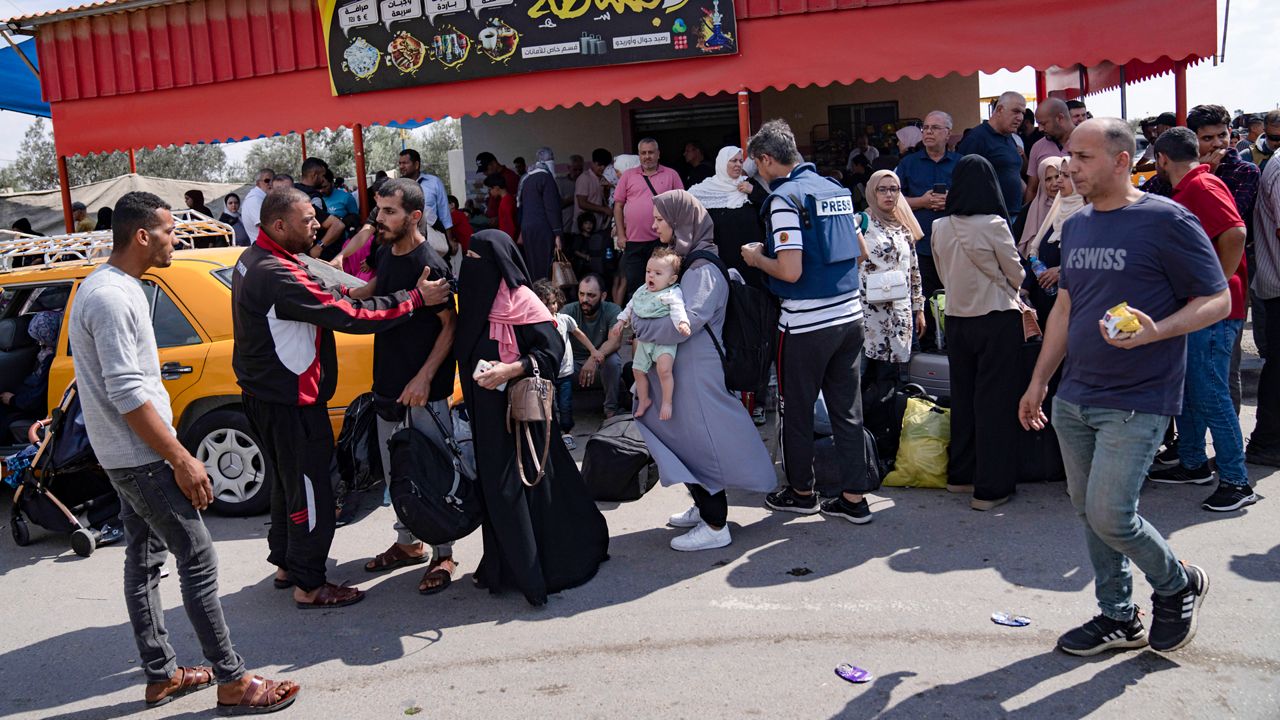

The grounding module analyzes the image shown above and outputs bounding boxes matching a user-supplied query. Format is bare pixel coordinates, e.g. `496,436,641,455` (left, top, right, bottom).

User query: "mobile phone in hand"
932,183,948,195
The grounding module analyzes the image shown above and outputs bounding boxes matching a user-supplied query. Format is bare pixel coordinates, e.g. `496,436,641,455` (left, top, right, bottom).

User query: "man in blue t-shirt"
898,109,961,350
1019,119,1230,659
958,92,1026,221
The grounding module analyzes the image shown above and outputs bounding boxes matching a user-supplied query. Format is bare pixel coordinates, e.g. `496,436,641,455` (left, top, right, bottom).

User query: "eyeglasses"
875,186,902,196
1267,134,1280,144
922,125,950,133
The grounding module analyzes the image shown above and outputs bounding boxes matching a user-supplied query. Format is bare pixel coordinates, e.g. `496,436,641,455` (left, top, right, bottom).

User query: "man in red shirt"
484,174,517,240
1148,127,1258,512
476,152,519,220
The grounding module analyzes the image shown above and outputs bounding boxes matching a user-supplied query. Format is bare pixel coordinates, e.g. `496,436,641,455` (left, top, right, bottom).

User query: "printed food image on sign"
321,0,739,95
343,36,382,79
387,31,428,73
477,18,519,62
429,26,472,68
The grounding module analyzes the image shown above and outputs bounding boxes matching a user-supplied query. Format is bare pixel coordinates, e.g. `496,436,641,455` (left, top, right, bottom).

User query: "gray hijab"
653,190,718,267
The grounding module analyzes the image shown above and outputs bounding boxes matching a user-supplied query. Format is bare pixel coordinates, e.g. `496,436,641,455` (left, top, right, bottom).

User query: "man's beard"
377,220,411,245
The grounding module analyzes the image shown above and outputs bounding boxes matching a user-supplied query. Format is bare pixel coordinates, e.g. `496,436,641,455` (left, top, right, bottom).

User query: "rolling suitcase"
907,352,951,402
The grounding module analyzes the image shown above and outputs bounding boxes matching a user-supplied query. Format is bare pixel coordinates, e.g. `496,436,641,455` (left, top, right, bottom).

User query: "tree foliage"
0,119,233,193
238,119,460,185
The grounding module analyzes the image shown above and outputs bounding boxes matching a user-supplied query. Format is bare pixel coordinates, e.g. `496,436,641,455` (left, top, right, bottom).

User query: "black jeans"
621,240,658,305
244,395,336,592
778,321,868,494
105,461,246,685
1250,297,1280,448
946,311,1024,500
688,484,727,528
918,253,943,351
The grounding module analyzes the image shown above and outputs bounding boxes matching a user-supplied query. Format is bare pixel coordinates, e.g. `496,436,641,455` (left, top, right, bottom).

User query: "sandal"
419,557,457,596
216,675,300,716
145,665,214,707
295,583,365,610
364,543,428,573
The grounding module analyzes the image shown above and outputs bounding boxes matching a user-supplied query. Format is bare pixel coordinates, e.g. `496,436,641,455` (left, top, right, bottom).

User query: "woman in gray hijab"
628,190,775,552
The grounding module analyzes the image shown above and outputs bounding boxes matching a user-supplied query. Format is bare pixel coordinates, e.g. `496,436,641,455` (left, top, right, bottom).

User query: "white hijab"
688,146,750,209
1026,159,1086,258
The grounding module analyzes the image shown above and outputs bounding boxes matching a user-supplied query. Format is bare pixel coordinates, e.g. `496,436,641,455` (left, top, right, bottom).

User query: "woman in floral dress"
858,170,926,384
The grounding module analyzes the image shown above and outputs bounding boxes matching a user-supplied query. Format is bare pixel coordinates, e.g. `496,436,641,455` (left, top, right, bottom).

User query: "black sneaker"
1149,563,1209,652
1057,614,1148,657
764,487,820,515
1148,462,1216,485
1151,440,1181,469
819,496,872,524
1201,483,1259,512
1245,442,1280,468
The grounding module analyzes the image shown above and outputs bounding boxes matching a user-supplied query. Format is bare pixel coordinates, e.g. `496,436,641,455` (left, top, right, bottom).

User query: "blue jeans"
105,461,246,684
1178,319,1248,486
555,375,574,433
1053,399,1189,621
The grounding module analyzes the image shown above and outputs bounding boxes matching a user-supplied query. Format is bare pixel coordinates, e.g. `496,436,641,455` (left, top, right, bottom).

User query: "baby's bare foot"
635,395,651,417
659,403,673,421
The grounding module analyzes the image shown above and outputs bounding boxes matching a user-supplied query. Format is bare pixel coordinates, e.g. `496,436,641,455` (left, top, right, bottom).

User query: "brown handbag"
507,364,554,487
551,249,578,289
950,219,1043,341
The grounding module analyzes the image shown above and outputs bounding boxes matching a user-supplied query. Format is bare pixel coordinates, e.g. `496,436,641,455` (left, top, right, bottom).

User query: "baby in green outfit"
610,248,690,420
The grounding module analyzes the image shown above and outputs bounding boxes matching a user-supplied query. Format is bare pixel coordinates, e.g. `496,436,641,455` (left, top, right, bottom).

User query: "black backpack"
387,406,483,546
334,393,384,499
682,251,778,394
581,413,659,502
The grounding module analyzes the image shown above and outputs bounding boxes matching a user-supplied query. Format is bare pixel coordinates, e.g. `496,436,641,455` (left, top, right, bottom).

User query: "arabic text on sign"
612,32,669,49
521,41,581,58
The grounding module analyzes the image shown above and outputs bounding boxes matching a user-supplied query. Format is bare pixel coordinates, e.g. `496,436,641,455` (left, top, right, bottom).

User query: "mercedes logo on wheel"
218,453,243,479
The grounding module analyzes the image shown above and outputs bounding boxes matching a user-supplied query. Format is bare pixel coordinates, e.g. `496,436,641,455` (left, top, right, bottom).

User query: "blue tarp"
0,37,49,118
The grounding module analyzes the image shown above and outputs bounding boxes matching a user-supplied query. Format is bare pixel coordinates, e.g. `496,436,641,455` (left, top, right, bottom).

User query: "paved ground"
2,361,1278,719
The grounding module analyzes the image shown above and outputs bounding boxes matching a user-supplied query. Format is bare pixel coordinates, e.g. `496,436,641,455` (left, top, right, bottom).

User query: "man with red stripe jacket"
232,188,451,610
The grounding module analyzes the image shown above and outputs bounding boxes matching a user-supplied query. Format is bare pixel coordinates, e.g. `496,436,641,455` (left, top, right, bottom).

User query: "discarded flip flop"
991,611,1031,627
834,664,873,684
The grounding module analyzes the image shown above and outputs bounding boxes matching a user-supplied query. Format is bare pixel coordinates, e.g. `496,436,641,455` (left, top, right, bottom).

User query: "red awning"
33,0,1216,157
1045,56,1209,98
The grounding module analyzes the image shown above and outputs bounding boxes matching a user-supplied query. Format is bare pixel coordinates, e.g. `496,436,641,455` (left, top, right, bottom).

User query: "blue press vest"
762,164,861,300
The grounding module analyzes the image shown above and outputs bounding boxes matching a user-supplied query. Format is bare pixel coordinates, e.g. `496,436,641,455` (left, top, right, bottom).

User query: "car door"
139,277,210,408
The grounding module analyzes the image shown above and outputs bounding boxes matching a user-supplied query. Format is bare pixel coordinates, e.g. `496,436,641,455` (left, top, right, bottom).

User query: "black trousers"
778,321,869,494
946,311,1023,500
1250,297,1280,448
688,484,727,528
243,395,336,592
918,254,944,351
621,240,657,305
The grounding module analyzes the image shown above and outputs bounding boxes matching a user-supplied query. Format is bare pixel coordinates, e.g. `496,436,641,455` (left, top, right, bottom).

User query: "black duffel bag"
388,405,483,545
581,414,659,502
1016,339,1066,483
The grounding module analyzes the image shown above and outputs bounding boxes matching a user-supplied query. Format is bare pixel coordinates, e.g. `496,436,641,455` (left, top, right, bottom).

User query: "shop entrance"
630,101,740,176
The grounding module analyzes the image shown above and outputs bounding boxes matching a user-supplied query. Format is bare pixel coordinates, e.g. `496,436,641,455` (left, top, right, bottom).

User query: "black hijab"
455,229,533,366
944,154,1009,221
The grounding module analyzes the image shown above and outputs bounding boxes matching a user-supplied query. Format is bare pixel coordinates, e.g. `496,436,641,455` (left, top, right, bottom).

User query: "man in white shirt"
845,134,879,173
239,168,274,244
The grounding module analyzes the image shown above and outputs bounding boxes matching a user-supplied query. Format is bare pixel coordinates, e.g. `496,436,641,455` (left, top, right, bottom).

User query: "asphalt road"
2,377,1278,719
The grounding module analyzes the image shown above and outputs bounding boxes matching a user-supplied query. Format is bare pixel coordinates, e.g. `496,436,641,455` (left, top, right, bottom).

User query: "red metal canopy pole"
1174,60,1188,126
128,148,137,174
57,155,73,233
738,90,751,152
300,133,308,163
1034,70,1047,103
353,123,369,221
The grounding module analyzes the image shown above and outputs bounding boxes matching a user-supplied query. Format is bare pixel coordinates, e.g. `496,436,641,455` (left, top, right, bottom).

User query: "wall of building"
460,103,625,175
759,73,982,152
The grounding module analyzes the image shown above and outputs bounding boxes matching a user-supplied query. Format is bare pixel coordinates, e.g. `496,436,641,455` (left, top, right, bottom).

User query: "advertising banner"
319,0,738,96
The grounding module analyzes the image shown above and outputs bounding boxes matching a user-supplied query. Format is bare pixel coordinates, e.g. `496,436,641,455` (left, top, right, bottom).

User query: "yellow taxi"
0,245,375,516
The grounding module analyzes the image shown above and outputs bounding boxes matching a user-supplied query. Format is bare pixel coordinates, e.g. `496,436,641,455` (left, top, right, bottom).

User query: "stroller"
7,381,121,557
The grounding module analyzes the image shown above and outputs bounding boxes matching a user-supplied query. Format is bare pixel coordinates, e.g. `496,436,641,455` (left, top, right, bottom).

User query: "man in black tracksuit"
232,188,450,610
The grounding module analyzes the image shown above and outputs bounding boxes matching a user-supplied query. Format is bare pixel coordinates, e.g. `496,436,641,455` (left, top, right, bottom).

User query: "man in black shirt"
294,157,347,261
349,178,460,595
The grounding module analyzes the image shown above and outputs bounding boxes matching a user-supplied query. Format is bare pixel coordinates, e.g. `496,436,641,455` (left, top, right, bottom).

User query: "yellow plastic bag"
882,396,950,489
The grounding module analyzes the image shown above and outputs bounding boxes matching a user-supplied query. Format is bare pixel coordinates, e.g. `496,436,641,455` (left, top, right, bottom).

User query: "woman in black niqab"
944,154,1010,223
455,230,609,606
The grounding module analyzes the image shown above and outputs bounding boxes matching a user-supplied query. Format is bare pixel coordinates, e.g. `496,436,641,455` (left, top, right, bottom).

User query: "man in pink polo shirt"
613,137,683,302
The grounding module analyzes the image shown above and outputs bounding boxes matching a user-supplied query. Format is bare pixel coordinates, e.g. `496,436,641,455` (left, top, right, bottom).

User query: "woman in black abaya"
455,230,609,606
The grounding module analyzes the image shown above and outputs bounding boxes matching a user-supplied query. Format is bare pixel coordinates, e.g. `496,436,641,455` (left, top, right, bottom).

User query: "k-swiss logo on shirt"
1066,247,1127,271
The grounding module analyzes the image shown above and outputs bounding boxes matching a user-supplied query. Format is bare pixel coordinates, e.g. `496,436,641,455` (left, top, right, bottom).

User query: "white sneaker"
670,522,731,552
668,506,701,528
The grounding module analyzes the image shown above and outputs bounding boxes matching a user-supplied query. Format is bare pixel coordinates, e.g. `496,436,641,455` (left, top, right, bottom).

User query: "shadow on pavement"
832,650,1179,719
1231,543,1280,582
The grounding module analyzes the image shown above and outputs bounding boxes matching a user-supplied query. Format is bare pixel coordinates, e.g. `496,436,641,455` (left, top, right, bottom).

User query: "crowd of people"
51,89,1280,713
